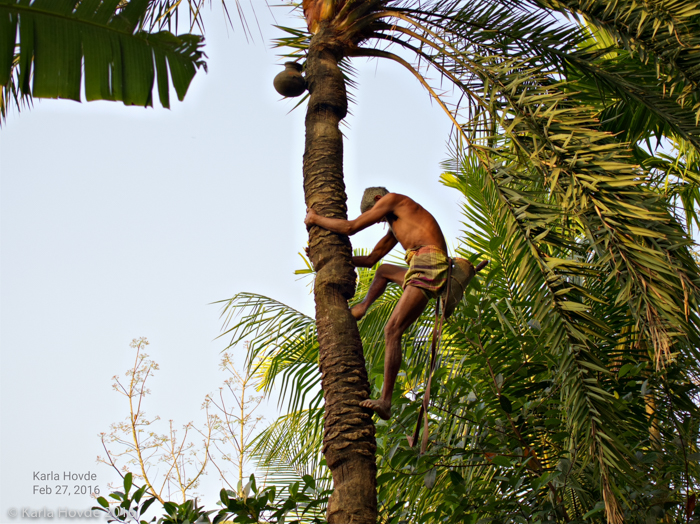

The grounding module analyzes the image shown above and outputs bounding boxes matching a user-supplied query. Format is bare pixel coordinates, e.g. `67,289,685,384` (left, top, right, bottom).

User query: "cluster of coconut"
273,62,306,97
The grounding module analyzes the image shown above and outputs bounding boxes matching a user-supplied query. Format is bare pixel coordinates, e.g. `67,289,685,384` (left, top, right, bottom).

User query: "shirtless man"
304,187,450,420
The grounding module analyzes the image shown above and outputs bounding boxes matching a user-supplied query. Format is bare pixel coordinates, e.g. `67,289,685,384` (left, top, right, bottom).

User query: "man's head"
360,187,389,214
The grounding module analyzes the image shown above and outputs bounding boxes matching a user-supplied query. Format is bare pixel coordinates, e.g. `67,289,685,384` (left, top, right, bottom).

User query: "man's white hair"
360,186,389,214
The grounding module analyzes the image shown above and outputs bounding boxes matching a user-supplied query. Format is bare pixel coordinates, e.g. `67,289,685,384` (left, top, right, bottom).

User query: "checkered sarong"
403,245,449,299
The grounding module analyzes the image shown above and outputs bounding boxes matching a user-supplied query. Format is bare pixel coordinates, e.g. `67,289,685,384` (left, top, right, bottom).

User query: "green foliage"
93,472,158,524
94,472,330,524
0,0,206,121
214,474,330,524
537,0,700,122
160,499,215,524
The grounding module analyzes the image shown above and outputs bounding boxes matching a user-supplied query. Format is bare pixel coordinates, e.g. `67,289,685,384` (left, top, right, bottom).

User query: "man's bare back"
375,193,447,252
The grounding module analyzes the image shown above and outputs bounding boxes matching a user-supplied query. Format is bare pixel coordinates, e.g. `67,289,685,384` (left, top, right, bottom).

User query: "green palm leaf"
535,0,700,115
0,0,205,116
218,292,323,414
251,408,328,489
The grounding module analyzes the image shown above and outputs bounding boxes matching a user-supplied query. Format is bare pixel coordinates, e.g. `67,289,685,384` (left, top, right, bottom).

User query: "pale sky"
1,4,465,522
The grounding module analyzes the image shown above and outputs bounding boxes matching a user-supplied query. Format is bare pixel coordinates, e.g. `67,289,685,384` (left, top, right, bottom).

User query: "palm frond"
217,292,322,414
251,408,329,490
534,0,700,118
0,0,206,122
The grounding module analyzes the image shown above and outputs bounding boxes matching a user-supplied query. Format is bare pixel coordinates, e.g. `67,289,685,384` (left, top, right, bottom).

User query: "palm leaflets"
0,0,205,115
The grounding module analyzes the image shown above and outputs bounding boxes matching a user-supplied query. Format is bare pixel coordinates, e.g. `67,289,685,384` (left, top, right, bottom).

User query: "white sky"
0,5,466,522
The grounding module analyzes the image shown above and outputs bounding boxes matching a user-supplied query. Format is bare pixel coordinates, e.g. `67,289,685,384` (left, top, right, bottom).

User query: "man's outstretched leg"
360,285,429,419
350,264,407,320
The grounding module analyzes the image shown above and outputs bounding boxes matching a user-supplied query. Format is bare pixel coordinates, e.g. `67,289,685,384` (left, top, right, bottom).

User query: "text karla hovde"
18,507,101,518
32,471,97,481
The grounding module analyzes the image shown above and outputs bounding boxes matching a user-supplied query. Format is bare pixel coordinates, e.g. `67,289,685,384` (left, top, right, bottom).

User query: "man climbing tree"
306,186,485,420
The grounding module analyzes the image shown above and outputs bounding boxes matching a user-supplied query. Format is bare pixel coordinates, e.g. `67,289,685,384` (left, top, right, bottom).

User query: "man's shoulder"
386,193,426,213
376,193,422,217
385,193,413,205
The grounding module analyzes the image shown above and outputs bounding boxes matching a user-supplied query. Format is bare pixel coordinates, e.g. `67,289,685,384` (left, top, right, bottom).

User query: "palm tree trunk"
303,24,378,524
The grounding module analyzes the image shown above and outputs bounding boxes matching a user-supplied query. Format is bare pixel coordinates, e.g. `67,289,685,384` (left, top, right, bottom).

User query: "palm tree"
8,0,700,521
277,1,700,521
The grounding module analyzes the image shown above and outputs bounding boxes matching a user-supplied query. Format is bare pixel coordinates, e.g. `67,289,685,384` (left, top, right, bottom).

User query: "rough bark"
303,23,378,524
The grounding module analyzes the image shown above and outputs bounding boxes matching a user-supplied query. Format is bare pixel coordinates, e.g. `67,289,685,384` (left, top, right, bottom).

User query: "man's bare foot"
350,303,367,320
360,399,391,420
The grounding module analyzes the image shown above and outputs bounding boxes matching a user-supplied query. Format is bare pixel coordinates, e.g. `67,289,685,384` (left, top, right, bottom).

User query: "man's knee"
384,318,402,341
376,264,407,286
376,264,393,278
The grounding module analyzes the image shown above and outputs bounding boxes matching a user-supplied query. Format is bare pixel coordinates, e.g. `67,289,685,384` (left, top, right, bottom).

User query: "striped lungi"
403,245,449,299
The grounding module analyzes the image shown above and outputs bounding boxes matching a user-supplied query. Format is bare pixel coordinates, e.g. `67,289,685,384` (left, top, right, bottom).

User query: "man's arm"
352,231,398,268
304,193,400,236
